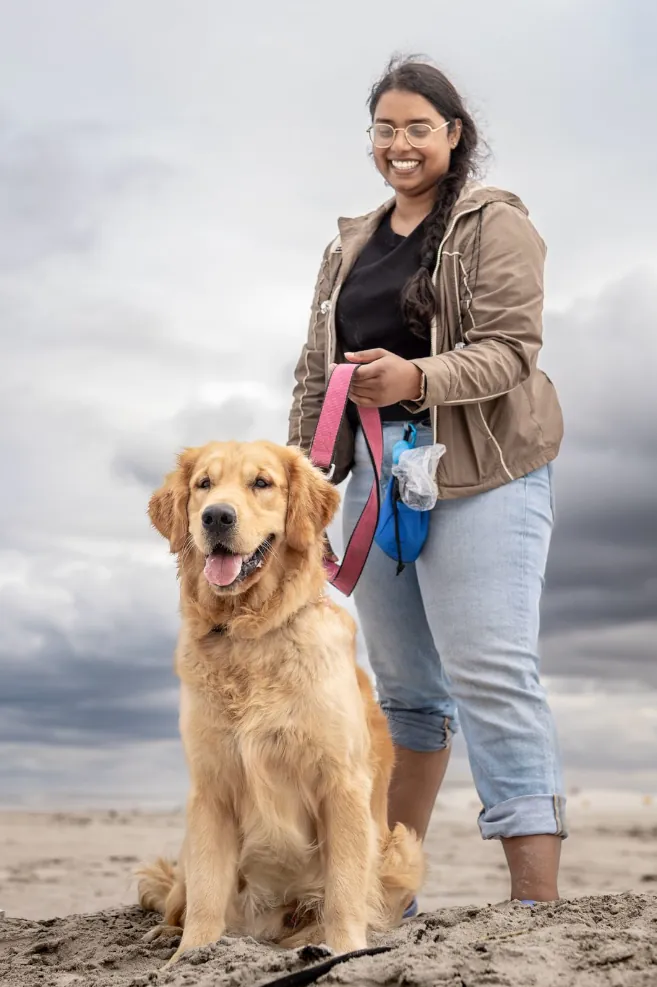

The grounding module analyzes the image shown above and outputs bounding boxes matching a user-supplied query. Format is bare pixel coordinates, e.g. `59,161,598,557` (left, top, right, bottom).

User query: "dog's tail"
136,857,178,915
375,823,425,928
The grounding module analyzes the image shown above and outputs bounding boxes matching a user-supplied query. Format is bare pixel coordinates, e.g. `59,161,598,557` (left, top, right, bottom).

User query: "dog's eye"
197,476,211,490
252,477,271,490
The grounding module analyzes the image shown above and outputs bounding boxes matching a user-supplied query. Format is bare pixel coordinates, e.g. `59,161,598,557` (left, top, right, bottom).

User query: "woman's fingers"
345,348,389,363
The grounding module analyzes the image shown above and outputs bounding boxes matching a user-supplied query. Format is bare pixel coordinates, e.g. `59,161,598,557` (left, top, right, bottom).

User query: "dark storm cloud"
546,499,656,610
544,460,657,648
0,553,180,746
537,269,657,681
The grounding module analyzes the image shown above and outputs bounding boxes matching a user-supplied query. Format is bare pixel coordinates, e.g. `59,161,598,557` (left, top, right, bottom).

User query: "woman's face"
370,89,460,197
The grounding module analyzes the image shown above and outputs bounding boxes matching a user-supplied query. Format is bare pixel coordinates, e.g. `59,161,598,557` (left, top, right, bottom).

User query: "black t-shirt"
335,210,431,422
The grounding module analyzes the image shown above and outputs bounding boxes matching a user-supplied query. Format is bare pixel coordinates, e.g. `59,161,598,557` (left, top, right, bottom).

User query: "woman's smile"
389,158,422,176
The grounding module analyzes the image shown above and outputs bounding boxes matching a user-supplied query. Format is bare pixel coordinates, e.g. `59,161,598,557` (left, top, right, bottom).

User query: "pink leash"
309,363,383,596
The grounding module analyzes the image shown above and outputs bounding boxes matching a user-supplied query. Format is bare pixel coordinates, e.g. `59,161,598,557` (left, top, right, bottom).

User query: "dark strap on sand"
256,944,393,987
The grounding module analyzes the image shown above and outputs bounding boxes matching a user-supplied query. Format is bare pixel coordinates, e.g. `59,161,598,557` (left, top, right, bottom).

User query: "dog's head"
148,441,340,595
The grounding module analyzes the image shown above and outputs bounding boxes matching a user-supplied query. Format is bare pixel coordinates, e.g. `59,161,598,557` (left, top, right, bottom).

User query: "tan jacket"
287,184,564,497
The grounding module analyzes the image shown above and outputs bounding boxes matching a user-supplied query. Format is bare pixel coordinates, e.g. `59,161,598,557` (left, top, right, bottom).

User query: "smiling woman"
288,54,566,910
365,63,477,341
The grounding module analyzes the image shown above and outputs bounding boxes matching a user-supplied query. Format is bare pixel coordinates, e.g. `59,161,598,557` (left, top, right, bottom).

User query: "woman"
287,56,566,907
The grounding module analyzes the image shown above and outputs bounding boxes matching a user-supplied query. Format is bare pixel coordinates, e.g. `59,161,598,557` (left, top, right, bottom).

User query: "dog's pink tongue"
204,553,243,587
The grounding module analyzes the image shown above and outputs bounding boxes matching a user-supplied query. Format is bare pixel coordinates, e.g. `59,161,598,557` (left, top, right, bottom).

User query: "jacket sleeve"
287,241,334,452
403,201,547,410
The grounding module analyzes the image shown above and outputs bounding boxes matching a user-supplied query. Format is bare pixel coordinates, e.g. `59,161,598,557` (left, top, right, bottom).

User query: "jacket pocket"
438,404,503,490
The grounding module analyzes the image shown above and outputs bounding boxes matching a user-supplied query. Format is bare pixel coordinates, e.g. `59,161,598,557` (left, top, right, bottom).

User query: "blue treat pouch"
375,477,429,572
374,425,446,574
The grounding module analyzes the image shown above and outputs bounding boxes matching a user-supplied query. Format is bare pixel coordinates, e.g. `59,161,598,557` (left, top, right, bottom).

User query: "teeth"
391,160,420,170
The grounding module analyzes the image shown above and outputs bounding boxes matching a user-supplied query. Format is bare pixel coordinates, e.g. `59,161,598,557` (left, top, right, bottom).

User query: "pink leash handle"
309,363,383,597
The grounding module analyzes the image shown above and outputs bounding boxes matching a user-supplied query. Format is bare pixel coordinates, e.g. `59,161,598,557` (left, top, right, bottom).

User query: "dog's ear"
284,447,341,553
148,448,200,553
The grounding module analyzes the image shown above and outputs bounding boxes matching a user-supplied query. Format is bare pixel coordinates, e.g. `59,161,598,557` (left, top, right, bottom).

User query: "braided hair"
368,57,482,338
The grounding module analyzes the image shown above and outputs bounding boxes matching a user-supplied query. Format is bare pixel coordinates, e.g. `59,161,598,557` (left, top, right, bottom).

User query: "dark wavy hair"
368,56,482,337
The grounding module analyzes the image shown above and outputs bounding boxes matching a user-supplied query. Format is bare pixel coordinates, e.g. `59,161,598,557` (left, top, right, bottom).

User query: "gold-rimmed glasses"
367,121,450,148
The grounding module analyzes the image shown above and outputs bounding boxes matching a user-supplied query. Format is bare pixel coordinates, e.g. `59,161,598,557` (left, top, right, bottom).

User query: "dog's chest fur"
176,605,371,914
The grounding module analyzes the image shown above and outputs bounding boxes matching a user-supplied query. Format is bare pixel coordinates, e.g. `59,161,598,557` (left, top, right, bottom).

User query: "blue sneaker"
402,897,418,919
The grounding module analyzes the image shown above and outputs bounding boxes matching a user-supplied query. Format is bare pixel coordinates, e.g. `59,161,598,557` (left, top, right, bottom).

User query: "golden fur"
137,440,424,962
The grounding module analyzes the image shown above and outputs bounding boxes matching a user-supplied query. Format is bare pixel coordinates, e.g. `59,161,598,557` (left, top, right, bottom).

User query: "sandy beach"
1,788,656,985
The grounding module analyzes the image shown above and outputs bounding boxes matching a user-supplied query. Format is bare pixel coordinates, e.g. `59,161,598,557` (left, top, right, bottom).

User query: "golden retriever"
137,440,424,963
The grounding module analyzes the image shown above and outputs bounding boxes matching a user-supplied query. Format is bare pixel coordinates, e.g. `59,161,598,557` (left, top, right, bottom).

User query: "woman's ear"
450,118,463,149
148,448,200,553
284,448,341,553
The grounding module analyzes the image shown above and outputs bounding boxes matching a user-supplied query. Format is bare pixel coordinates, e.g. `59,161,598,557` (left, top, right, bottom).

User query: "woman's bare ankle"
502,833,561,902
388,745,451,840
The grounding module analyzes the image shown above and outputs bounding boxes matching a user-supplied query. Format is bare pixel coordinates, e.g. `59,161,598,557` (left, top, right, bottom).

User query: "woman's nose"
390,129,411,153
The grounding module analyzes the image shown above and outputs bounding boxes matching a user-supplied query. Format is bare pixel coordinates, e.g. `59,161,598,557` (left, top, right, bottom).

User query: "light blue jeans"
343,421,566,840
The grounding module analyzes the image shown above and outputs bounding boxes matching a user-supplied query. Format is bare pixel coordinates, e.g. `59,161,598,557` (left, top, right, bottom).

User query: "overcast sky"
1,0,655,806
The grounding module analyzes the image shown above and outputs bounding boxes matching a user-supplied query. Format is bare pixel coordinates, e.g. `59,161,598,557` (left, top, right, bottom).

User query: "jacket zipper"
428,204,482,443
324,280,342,375
323,238,345,374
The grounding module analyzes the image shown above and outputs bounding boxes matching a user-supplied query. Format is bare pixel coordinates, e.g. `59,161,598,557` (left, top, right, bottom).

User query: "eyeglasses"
367,121,450,149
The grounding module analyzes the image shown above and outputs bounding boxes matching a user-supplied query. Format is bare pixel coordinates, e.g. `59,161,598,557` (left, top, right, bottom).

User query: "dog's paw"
143,923,183,944
298,942,334,960
161,945,186,969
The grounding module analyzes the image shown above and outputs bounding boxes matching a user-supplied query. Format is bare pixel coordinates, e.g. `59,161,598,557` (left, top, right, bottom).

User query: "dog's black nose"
201,503,237,531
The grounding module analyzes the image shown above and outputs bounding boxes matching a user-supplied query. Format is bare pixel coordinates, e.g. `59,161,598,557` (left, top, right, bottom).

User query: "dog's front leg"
168,790,238,964
322,779,375,954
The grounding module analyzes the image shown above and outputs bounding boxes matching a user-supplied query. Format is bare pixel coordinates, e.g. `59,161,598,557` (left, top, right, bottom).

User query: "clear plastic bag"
391,443,446,512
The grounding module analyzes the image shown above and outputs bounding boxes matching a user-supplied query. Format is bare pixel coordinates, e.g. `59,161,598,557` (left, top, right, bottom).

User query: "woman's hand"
342,349,424,407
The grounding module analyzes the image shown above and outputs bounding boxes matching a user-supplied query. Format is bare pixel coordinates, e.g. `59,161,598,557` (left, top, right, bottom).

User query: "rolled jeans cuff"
478,794,568,841
380,704,458,753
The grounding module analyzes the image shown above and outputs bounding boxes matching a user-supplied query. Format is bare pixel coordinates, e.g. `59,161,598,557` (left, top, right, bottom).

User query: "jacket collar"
335,182,529,275
336,198,393,277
